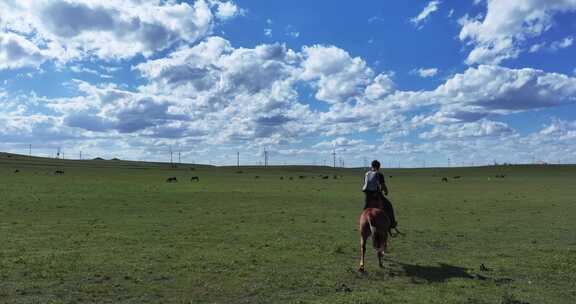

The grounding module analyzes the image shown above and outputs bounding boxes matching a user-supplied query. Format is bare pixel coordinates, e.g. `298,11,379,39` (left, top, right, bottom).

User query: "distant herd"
166,176,200,183
8,168,510,184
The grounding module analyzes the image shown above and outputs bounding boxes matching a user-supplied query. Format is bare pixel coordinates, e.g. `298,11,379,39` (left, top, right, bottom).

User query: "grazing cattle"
453,176,462,179
236,170,243,174
322,176,329,180
441,177,448,182
299,175,306,179
54,170,65,175
289,177,293,180
358,208,392,272
13,169,19,173
280,176,284,180
166,177,178,183
254,176,260,179
190,176,200,182
495,174,506,178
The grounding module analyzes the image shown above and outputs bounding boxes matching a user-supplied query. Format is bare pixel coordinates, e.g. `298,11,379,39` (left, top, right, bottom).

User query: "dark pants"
363,191,397,227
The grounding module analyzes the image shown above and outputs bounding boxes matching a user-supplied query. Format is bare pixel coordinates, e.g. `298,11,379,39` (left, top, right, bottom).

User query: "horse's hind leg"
377,250,384,268
359,225,370,272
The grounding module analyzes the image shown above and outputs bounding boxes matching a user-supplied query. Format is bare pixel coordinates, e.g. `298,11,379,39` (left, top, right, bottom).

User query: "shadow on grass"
398,262,475,283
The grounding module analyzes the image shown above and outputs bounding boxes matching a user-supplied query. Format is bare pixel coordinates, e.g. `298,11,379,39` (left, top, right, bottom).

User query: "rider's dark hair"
371,160,381,169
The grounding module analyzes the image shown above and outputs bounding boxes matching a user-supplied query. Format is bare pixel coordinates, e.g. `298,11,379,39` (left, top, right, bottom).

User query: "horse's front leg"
377,250,384,268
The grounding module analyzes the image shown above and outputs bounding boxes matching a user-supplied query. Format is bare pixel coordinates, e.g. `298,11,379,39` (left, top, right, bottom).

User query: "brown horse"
358,195,392,272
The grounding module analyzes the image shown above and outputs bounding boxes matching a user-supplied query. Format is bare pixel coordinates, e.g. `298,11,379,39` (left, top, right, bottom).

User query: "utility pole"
178,151,181,164
29,144,32,158
237,151,240,168
264,149,268,167
79,151,82,160
332,149,336,168
169,146,173,167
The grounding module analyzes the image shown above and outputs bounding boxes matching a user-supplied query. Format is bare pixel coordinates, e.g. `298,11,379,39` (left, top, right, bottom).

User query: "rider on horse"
362,160,397,229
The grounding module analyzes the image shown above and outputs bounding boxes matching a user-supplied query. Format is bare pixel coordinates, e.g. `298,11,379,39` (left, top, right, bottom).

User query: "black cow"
55,170,65,175
166,177,178,183
190,176,200,182
441,177,448,182
13,169,19,173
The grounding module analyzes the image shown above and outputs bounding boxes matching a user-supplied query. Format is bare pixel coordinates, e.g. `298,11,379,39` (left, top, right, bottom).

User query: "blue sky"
1,0,575,167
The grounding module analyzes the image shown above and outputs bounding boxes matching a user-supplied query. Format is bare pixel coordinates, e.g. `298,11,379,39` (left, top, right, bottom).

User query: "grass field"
1,152,575,303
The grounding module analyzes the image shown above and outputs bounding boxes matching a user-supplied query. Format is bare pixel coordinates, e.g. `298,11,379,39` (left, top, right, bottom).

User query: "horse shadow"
393,262,475,283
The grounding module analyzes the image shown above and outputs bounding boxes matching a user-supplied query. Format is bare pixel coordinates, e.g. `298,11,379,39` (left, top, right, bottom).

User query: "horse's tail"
369,215,392,253
368,217,383,251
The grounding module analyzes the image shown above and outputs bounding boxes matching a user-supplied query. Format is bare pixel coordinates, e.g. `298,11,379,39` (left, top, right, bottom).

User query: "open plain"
1,153,575,303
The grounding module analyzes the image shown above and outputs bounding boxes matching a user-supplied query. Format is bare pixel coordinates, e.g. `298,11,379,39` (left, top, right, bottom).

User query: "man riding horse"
358,159,397,272
362,160,397,229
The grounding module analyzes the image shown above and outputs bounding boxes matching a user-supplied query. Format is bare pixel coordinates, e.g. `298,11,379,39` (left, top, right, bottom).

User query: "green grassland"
1,152,575,303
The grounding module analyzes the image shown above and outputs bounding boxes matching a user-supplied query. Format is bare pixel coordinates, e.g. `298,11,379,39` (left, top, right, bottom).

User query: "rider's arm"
379,173,389,195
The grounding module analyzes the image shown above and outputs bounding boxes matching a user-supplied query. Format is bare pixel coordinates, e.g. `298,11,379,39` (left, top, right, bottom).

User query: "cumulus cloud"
0,32,46,69
432,65,576,114
0,0,240,65
411,1,441,29
3,32,576,165
459,0,576,64
213,1,241,20
300,45,373,103
364,73,395,100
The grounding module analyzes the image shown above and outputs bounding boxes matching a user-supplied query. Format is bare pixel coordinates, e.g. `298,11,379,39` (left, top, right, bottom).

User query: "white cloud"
364,73,395,100
412,67,439,78
419,119,515,139
313,137,365,149
459,0,576,64
214,1,241,20
432,65,576,114
0,0,241,66
0,32,46,69
411,1,441,28
529,42,546,53
3,33,576,165
550,36,573,51
300,45,373,103
264,28,272,37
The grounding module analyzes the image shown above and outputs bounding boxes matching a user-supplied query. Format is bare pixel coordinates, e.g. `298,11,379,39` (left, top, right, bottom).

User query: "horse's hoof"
358,266,365,273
